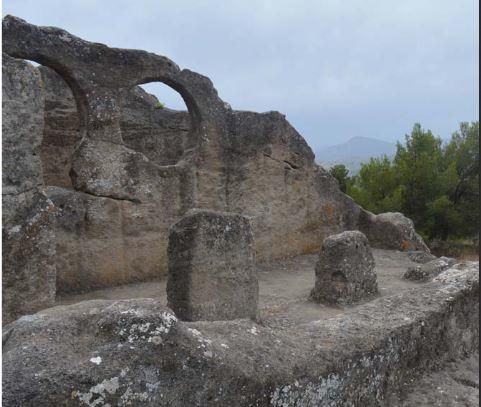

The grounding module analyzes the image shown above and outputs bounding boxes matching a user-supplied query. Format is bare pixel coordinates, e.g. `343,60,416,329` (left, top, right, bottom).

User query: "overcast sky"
3,0,479,150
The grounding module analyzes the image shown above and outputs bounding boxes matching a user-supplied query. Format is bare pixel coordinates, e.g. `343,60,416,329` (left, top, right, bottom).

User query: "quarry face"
2,15,478,406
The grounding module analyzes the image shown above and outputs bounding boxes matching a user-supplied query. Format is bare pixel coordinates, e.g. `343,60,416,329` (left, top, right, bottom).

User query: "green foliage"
394,124,444,227
344,122,479,241
329,164,349,192
347,156,402,213
154,101,165,109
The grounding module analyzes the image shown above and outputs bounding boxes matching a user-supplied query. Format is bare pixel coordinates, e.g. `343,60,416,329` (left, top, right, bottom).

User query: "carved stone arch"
135,76,202,133
2,51,89,142
132,68,229,154
2,15,229,146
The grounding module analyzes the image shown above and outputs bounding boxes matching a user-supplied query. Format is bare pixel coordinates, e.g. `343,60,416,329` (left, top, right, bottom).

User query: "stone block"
167,209,258,321
311,230,377,304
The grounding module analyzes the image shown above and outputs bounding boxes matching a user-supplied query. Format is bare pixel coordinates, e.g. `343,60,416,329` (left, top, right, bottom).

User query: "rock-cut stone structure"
2,16,479,407
311,230,377,304
3,15,427,324
167,209,258,321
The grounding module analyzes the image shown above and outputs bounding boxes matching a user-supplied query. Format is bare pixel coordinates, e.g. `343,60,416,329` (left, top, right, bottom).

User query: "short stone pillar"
310,230,377,304
167,209,258,321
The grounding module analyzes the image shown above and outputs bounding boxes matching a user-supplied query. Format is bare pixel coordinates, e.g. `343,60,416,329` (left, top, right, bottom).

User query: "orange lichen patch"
321,202,337,226
401,240,414,251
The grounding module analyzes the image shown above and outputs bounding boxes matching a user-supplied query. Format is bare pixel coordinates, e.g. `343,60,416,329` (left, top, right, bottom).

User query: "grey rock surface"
311,230,377,304
359,211,429,252
167,209,258,321
2,54,58,324
2,190,57,325
38,65,81,188
2,53,44,195
407,250,438,264
404,256,458,282
388,352,479,406
2,262,478,406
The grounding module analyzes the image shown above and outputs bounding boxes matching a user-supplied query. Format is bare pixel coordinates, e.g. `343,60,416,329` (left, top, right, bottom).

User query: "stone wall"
2,54,57,324
4,63,192,294
2,16,428,300
2,263,478,406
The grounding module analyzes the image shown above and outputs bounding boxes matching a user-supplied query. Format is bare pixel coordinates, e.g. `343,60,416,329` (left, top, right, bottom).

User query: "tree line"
329,122,479,241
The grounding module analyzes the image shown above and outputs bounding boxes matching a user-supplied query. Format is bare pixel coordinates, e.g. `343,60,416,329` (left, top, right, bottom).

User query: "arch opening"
21,59,83,189
120,82,193,166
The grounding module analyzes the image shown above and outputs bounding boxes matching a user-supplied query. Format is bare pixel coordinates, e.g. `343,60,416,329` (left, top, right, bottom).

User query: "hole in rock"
120,82,192,166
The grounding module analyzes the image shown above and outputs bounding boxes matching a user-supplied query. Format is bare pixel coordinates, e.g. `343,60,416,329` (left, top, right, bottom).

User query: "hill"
316,136,396,174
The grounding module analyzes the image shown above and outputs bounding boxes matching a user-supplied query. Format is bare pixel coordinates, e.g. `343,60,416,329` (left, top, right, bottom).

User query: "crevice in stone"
75,189,141,204
283,160,300,170
263,153,298,170
452,376,479,388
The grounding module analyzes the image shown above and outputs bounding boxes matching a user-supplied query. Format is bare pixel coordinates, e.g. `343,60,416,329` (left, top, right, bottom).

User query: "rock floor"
37,249,481,406
57,248,420,328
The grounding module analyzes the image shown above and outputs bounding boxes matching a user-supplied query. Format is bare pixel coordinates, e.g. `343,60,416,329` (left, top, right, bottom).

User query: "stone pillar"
167,209,258,321
310,230,377,304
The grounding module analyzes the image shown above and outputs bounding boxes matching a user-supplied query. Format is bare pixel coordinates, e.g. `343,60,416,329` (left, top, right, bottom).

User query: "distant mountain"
315,136,396,175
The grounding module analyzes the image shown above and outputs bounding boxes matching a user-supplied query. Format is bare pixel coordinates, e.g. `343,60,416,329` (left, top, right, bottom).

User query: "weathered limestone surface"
2,263,478,406
359,211,429,252
407,250,437,264
38,66,81,188
311,231,377,304
3,16,428,298
3,58,195,294
221,110,364,262
387,352,479,406
2,53,44,195
2,54,57,324
404,256,457,282
167,209,258,321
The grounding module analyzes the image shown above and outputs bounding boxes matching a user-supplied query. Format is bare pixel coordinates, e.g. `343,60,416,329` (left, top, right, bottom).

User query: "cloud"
3,0,478,149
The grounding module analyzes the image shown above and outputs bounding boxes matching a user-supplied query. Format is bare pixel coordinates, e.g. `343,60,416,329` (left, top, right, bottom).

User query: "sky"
2,0,479,151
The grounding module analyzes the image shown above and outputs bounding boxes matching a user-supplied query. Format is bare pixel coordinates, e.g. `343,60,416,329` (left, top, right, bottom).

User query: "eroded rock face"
38,66,81,188
2,53,44,195
2,54,57,324
3,16,428,301
36,67,195,293
167,209,258,321
311,231,377,304
359,211,429,252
